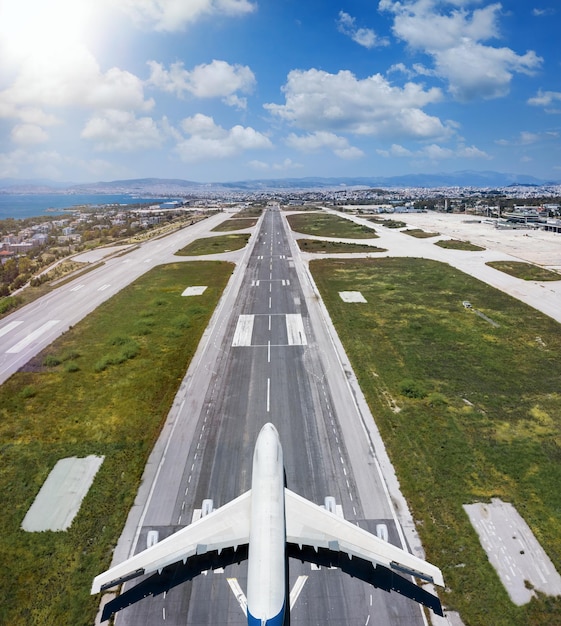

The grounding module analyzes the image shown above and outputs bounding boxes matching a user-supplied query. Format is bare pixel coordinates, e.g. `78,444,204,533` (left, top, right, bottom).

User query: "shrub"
398,378,428,399
43,355,61,367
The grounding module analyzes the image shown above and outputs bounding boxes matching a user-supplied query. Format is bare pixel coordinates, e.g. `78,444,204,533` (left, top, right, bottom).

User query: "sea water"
0,193,169,221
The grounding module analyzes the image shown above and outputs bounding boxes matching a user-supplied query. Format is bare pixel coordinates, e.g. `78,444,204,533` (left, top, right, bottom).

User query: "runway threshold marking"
286,314,307,345
0,320,24,339
232,315,255,346
6,320,60,354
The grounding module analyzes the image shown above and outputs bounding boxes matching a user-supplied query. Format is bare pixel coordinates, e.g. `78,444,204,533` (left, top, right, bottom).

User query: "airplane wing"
91,490,252,594
284,488,444,588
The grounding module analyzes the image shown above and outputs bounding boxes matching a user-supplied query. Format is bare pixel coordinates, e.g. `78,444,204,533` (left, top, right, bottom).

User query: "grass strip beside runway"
286,212,378,239
0,261,233,625
310,257,561,626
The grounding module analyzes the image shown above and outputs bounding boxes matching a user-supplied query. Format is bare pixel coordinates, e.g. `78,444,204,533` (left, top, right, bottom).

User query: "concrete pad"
181,286,208,296
339,291,367,303
464,498,561,604
22,455,104,532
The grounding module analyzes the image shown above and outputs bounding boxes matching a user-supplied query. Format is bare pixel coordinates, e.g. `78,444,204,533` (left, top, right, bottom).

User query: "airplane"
92,423,444,624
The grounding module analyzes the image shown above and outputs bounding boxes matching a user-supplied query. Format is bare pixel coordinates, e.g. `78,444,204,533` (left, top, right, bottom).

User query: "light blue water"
0,194,169,220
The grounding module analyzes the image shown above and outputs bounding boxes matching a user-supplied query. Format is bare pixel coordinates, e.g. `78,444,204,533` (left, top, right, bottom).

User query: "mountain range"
0,171,559,194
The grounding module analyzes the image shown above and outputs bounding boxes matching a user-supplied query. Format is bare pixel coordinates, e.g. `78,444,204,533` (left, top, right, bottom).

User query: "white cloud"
265,69,449,140
286,131,364,159
1,46,152,116
0,148,65,179
532,8,555,17
528,90,561,113
115,0,256,32
336,11,388,48
175,114,272,162
496,130,559,146
435,41,541,101
147,59,255,104
11,124,49,145
380,0,542,101
81,110,165,151
377,142,490,160
376,143,414,157
249,158,303,171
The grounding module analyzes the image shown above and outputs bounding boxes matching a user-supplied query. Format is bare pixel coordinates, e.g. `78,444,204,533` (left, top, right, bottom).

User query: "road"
110,206,428,625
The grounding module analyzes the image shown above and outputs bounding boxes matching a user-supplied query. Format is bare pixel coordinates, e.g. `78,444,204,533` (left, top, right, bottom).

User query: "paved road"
111,207,427,625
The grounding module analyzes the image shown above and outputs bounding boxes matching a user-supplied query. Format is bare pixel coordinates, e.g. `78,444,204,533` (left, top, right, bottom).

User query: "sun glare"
0,0,96,63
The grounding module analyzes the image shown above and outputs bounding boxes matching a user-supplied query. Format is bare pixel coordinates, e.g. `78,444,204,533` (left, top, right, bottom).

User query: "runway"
0,212,227,384
111,206,428,625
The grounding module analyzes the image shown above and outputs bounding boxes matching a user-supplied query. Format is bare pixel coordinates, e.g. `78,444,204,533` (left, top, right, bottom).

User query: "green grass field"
402,228,440,238
0,261,233,625
310,257,561,626
175,233,250,255
487,261,561,281
297,239,386,253
212,217,259,232
286,212,378,239
435,239,485,251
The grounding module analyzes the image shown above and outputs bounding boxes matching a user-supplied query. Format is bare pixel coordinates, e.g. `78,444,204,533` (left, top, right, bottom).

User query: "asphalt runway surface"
109,207,429,625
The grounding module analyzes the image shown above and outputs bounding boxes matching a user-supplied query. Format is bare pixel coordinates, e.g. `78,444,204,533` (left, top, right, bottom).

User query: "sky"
0,0,560,183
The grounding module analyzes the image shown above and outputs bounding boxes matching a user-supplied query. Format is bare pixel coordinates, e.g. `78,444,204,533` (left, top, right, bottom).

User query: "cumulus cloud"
286,131,364,159
115,0,256,32
336,11,388,48
147,59,255,106
175,114,272,162
380,0,542,101
81,110,165,151
11,124,49,145
1,46,152,116
265,69,449,141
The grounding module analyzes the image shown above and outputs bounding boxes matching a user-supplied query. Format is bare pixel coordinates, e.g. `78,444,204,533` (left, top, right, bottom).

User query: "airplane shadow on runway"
101,544,443,621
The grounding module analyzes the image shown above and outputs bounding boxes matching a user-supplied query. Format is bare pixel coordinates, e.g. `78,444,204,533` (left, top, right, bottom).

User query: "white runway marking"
0,320,23,339
286,314,307,345
232,315,255,346
227,578,248,616
289,575,308,610
70,284,85,292
98,284,111,291
6,320,60,354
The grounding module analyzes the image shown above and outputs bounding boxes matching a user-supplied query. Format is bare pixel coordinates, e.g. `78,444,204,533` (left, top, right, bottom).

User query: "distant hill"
1,171,559,193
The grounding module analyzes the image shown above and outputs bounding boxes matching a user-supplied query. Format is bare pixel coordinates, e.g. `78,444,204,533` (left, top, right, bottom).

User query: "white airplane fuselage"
246,423,286,626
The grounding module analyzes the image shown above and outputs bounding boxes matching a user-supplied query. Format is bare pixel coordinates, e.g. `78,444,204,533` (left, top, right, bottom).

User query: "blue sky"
0,0,560,183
